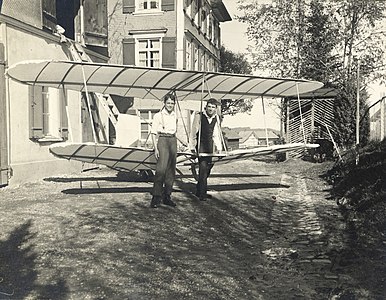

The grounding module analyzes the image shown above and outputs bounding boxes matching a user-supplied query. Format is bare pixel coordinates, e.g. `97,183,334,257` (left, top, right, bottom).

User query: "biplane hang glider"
7,60,323,179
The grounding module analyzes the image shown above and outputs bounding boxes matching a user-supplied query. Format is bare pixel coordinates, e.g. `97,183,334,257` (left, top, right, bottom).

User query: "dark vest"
196,113,217,153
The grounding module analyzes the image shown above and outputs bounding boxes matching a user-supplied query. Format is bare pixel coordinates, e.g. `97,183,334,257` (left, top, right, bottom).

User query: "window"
213,21,219,47
138,39,161,67
185,0,191,16
185,39,192,70
208,15,213,41
201,9,207,34
207,56,213,71
200,50,205,71
191,0,198,24
29,86,68,142
193,44,199,71
139,109,158,146
138,0,159,11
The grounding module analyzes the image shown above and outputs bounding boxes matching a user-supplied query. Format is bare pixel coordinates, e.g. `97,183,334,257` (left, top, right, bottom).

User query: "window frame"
135,0,161,14
137,38,162,68
139,109,158,146
29,85,68,142
185,39,192,70
133,33,165,67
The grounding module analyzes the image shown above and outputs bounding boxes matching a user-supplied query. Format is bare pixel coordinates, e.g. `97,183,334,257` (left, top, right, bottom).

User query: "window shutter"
29,86,44,139
162,0,175,11
123,38,136,65
83,0,108,48
123,0,135,13
162,37,176,68
42,0,57,31
60,89,69,141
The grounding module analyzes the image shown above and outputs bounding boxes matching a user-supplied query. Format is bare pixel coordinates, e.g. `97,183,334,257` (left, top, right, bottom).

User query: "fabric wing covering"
7,60,324,100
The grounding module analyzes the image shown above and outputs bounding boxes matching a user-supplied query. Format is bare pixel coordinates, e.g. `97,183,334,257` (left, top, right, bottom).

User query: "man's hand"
154,147,159,159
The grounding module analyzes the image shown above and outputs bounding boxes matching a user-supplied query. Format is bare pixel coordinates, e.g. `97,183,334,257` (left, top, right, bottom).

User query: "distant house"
238,129,279,148
223,127,280,149
222,127,241,150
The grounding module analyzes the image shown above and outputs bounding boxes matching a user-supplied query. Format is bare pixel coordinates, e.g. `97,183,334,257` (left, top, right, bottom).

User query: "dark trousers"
152,136,177,197
196,156,213,198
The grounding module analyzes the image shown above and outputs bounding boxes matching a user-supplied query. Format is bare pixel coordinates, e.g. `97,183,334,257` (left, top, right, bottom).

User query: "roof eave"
210,0,232,22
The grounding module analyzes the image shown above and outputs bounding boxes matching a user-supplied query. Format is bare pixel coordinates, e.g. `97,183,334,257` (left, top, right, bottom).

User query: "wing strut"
174,91,190,146
296,83,307,144
197,74,205,155
261,96,270,146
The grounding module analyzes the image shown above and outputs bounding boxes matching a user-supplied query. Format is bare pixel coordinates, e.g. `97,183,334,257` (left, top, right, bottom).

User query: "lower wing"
49,142,318,173
49,142,195,173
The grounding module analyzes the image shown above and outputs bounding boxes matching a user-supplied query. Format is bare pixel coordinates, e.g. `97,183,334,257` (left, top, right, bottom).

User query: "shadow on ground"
0,221,69,299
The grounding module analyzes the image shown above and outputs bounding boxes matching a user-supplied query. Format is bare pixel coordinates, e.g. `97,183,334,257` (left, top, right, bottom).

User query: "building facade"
108,0,231,147
0,0,110,186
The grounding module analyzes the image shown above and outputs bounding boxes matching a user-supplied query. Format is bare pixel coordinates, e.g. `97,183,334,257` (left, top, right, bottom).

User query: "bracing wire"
197,74,205,155
174,91,190,145
81,63,97,143
203,73,226,154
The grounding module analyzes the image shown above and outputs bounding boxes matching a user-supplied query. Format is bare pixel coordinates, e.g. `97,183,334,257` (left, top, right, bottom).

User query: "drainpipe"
0,42,9,186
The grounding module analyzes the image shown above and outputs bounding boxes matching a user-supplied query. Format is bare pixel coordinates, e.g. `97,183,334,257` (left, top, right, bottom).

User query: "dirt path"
0,159,384,299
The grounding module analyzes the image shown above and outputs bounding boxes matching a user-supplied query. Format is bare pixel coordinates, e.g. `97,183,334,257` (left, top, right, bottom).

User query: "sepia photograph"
0,0,385,299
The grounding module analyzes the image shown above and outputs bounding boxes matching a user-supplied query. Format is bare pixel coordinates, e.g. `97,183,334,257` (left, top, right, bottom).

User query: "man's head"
205,98,220,117
163,92,176,113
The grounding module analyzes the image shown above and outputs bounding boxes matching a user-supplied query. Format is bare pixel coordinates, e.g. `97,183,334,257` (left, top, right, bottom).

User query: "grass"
323,139,386,244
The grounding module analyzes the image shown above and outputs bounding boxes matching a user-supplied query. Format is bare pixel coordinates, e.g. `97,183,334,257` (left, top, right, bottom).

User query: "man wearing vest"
190,98,223,201
150,93,180,208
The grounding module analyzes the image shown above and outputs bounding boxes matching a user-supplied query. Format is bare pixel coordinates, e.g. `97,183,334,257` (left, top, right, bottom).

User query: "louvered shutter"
162,0,174,11
123,38,136,65
83,0,108,48
162,37,176,68
29,86,44,139
123,0,135,13
42,0,57,31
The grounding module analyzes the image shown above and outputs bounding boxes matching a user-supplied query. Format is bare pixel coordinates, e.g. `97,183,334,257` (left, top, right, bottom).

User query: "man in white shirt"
189,98,223,201
150,93,179,208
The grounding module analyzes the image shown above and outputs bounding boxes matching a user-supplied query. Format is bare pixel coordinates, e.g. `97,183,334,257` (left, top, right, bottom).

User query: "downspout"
0,41,8,185
175,0,184,69
80,0,85,46
2,22,11,184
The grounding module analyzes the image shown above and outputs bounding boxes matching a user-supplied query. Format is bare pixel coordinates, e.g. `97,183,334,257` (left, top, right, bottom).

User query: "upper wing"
7,60,323,100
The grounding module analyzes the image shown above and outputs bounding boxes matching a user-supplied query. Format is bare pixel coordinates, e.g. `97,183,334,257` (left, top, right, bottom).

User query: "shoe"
150,196,161,208
199,196,207,201
163,195,176,207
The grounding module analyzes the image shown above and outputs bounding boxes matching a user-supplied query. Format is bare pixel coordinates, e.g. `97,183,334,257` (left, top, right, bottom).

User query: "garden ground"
0,158,385,299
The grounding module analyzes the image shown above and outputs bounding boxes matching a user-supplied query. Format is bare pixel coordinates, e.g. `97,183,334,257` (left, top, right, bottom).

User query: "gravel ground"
0,159,385,300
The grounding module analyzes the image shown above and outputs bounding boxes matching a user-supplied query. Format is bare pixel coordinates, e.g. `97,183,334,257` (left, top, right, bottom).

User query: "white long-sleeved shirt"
150,109,177,135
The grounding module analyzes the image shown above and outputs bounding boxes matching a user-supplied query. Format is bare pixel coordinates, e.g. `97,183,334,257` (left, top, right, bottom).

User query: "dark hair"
206,98,220,106
163,92,176,103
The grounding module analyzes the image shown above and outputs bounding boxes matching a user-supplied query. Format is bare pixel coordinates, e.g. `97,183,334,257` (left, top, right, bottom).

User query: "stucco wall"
4,25,83,186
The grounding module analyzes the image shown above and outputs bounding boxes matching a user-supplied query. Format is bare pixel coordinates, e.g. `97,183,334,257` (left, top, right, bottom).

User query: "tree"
237,0,386,147
219,46,254,116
